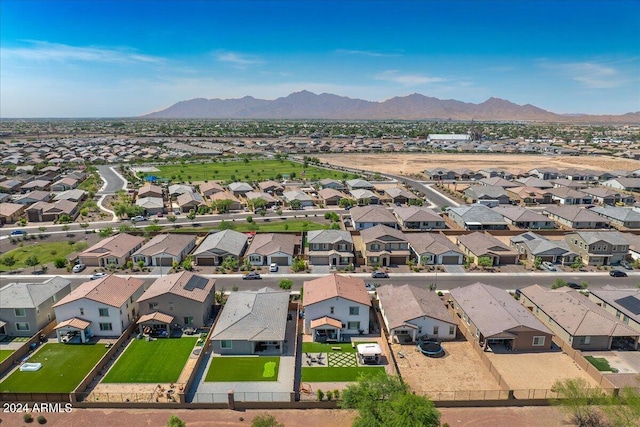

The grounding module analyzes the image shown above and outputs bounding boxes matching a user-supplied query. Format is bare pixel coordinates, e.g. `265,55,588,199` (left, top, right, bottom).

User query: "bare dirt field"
391,340,502,400
318,153,640,176
486,351,599,393
0,406,569,427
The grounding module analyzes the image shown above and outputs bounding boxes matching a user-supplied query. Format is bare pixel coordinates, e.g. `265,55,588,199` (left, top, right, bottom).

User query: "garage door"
390,256,407,266
156,257,174,266
196,257,215,266
271,256,289,266
310,256,329,265
441,256,460,265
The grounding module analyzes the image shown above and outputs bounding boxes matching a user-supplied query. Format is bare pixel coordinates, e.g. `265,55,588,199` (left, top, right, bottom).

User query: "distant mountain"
143,91,640,123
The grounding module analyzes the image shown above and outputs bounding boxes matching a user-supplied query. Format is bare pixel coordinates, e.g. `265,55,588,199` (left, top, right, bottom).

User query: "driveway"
96,165,127,195
583,350,640,374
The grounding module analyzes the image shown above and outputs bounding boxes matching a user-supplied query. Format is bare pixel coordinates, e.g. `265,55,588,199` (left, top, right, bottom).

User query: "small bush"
37,415,47,424
326,390,333,400
23,413,33,423
317,389,324,401
333,389,340,400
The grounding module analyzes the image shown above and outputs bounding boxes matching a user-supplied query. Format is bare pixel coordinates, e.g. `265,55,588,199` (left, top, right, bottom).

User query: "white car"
269,263,279,272
131,215,147,222
541,261,557,271
91,272,108,280
72,263,86,273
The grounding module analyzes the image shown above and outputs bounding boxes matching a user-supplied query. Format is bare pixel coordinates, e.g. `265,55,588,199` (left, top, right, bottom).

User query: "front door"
382,258,387,267
331,257,337,266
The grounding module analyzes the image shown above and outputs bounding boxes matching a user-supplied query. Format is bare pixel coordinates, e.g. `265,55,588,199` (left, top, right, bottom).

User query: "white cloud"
373,70,446,86
540,60,624,89
1,40,163,64
334,49,401,57
215,51,264,67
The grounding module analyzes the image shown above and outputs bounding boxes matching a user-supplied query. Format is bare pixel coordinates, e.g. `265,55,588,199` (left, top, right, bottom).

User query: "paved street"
96,164,127,194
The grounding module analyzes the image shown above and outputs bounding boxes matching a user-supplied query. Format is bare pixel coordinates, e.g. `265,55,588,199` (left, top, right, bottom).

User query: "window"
184,316,194,325
52,294,57,303
449,325,455,335
371,244,380,251
370,257,379,263
584,336,591,345
220,340,232,349
347,321,361,330
14,308,26,317
338,244,347,251
148,302,158,310
15,322,30,331
99,323,113,331
47,313,51,322
98,308,109,317
168,302,174,311
249,255,262,263
532,336,546,346
330,307,334,314
349,307,359,316
433,326,439,335
79,308,84,316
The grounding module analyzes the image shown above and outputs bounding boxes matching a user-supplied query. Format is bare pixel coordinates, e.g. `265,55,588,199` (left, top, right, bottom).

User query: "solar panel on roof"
184,275,208,291
523,234,535,241
615,295,640,315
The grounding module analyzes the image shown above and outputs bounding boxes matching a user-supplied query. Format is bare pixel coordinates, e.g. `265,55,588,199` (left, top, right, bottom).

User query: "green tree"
53,258,68,268
408,198,424,206
339,198,354,208
181,255,193,271
552,278,568,289
246,215,253,223
251,414,283,427
476,256,493,269
167,215,177,226
61,224,70,236
186,210,196,220
218,220,236,230
25,255,40,272
251,197,267,212
289,199,302,210
213,199,233,214
278,279,293,290
98,227,114,238
534,256,543,270
603,385,640,427
551,378,609,427
291,257,307,272
571,258,585,270
167,415,186,427
221,256,239,271
1,254,17,268
80,222,90,231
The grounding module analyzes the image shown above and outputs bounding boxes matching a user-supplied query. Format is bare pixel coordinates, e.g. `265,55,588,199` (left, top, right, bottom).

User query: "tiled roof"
350,205,397,223
377,284,456,329
303,274,371,307
245,233,299,256
133,233,195,257
193,229,248,257
138,271,215,303
137,311,175,324
54,275,145,308
0,277,70,309
80,233,145,259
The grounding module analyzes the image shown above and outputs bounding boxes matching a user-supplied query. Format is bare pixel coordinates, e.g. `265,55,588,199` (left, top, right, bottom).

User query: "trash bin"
29,343,37,351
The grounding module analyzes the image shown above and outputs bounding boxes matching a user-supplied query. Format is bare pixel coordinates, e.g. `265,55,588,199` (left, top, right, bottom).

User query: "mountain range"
143,91,640,123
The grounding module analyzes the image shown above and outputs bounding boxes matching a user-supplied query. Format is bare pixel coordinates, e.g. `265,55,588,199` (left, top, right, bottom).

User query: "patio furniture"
331,346,341,351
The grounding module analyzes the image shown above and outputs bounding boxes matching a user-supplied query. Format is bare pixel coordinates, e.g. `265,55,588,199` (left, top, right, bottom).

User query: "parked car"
243,271,262,280
156,212,163,218
269,263,279,272
610,270,628,278
72,263,86,273
365,283,377,292
10,230,27,236
540,261,557,271
620,260,633,270
131,215,147,222
371,271,389,278
566,282,582,290
91,272,108,280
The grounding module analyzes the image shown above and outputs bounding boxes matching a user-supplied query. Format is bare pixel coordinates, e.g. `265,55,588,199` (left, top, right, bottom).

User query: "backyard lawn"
102,337,198,383
0,241,88,272
301,342,385,382
0,350,14,363
585,356,615,372
205,357,280,382
152,159,358,183
0,343,108,393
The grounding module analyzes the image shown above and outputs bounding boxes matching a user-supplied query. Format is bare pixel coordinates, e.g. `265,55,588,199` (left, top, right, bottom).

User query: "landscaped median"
300,342,386,382
102,337,199,383
0,343,108,393
205,356,280,382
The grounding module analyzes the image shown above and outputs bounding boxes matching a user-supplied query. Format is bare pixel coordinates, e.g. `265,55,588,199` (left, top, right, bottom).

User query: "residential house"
519,285,639,350
406,232,463,265
528,168,562,180
478,169,513,180
303,274,371,341
590,207,640,229
515,177,554,189
199,181,225,197
493,206,556,229
546,187,593,205
14,190,52,205
506,186,553,205
445,204,508,230
20,179,51,193
54,189,87,203
79,233,145,267
463,185,511,205
393,206,445,230
246,191,279,208
193,229,248,266
281,190,314,208
510,232,577,265
318,188,347,206
360,224,410,267
228,182,254,196
210,287,289,355
50,177,78,192
543,206,610,229
450,282,553,351
582,188,635,206
318,179,345,190
589,286,640,335
176,192,205,213
138,183,163,199
602,178,640,192
258,180,284,195
562,168,597,181
478,177,520,188
209,191,243,212
245,233,301,266
549,178,589,190
306,229,354,267
346,179,374,191
350,205,397,230
131,233,196,267
137,272,216,330
384,187,419,205
350,189,380,205
136,197,164,215
378,284,457,343
26,200,78,222
424,168,456,181
456,232,519,266
0,202,25,225
53,275,145,342
564,231,630,266
168,184,195,198
0,277,71,337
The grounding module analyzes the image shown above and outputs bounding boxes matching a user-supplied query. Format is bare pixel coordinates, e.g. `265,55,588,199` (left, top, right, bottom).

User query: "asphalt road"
384,173,459,208
96,165,127,195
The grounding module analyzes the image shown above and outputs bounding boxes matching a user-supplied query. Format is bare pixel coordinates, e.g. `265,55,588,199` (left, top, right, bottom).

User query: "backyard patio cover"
54,317,91,331
137,311,175,325
357,343,382,356
310,316,342,329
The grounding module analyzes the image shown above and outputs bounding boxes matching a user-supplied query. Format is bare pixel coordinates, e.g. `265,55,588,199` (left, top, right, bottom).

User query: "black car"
371,271,389,279
566,282,582,290
243,271,262,280
610,270,628,277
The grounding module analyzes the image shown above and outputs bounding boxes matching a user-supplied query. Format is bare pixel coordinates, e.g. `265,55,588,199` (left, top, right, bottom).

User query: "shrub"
317,389,324,401
333,389,340,400
53,257,67,268
23,413,33,423
37,415,47,424
326,390,333,401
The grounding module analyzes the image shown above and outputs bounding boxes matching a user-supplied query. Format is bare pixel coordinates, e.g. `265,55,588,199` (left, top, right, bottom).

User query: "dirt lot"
391,340,502,400
0,406,570,427
486,351,599,391
318,153,640,176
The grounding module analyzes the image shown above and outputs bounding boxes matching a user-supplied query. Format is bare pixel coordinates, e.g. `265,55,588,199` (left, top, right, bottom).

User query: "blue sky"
1,0,639,117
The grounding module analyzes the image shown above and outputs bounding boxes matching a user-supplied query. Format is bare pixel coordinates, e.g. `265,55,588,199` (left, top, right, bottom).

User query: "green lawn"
301,366,386,382
0,241,89,272
102,337,197,383
585,355,614,372
0,343,108,393
171,219,329,234
205,357,280,382
302,342,358,353
0,350,14,363
153,159,358,183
